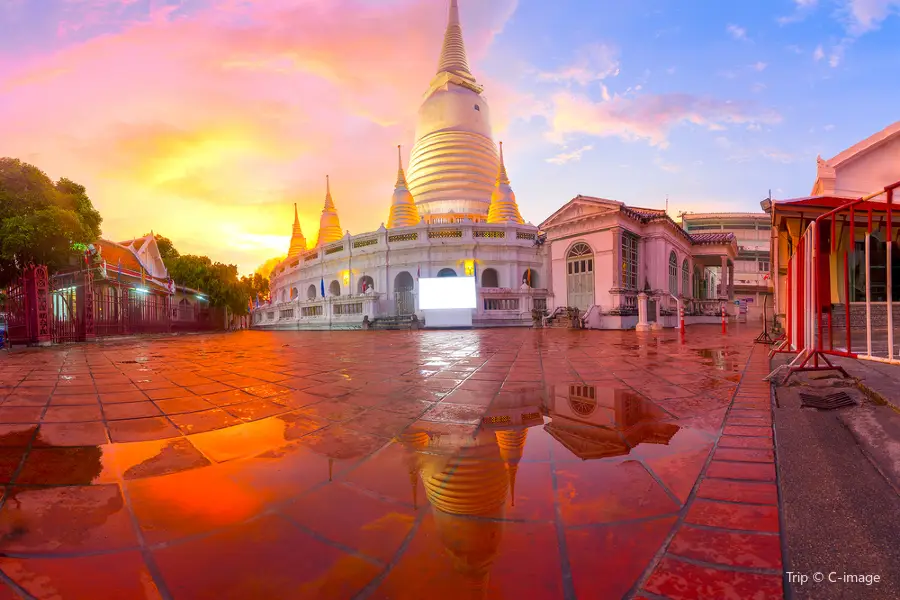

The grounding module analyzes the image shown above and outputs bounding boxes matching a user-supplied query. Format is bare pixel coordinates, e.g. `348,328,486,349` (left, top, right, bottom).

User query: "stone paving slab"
0,326,783,599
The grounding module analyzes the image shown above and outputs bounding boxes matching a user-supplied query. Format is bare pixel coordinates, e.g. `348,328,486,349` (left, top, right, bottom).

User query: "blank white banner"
419,277,477,310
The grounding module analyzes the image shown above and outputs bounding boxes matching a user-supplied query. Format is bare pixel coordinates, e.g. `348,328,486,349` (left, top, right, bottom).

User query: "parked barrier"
773,181,900,381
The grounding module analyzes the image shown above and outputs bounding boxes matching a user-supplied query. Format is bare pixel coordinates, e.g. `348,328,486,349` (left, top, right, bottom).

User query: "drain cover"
799,392,857,410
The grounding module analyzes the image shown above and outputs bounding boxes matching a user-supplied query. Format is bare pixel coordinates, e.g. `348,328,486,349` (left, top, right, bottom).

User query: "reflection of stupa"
402,427,524,598
544,385,680,460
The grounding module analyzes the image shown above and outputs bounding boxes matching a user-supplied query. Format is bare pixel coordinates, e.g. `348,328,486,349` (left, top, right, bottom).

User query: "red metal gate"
49,272,80,344
2,279,33,345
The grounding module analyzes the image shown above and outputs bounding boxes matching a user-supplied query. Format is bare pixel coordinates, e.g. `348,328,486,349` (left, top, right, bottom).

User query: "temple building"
764,120,900,334
255,0,736,331
681,212,772,320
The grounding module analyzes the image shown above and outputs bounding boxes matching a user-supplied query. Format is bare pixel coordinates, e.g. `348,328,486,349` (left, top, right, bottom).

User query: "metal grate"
799,391,857,410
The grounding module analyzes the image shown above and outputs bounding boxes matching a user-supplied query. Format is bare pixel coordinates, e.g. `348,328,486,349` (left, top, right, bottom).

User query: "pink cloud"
0,0,519,274
547,91,781,148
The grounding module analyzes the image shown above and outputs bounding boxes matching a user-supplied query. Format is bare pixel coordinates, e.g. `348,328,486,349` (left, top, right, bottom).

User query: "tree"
255,256,284,280
147,233,179,263
0,158,102,286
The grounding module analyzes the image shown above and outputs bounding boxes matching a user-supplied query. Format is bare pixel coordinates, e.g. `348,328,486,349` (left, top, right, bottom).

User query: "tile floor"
0,326,782,599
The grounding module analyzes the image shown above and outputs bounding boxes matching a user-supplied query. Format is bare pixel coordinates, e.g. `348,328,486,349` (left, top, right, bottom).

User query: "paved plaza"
0,326,781,599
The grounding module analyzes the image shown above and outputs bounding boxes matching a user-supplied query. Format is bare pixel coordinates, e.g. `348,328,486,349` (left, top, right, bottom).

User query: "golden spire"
396,144,407,187
287,203,307,258
497,141,510,185
437,0,476,84
316,175,343,246
487,142,524,225
324,175,335,211
387,145,420,228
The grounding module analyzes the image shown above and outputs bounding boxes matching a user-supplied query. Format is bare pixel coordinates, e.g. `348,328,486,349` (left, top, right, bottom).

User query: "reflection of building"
402,427,522,598
543,385,679,460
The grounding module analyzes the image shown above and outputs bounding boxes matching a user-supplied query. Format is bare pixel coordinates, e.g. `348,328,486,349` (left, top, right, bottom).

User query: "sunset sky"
2,0,899,274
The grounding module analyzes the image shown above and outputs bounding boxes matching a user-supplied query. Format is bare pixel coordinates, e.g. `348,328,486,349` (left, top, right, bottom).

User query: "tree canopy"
0,158,102,287
157,237,269,316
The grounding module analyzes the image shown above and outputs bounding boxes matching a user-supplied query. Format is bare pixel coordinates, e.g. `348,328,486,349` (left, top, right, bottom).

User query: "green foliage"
0,158,102,287
147,233,179,262
163,250,270,316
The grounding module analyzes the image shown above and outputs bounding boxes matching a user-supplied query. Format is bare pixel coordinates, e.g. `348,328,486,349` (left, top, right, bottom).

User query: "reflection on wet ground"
0,326,781,599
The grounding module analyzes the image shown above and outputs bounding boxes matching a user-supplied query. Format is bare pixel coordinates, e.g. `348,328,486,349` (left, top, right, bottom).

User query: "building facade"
681,213,772,319
253,0,737,331
766,121,900,322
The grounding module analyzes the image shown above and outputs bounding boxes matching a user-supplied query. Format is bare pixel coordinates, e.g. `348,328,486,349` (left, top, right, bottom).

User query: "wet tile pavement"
0,327,782,599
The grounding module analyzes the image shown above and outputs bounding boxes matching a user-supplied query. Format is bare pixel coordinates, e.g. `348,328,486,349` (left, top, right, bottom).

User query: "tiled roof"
622,206,667,222
690,232,736,245
97,240,143,274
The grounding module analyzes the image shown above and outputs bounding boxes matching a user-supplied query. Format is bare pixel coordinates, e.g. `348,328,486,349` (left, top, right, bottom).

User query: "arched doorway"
566,242,594,310
358,276,375,294
394,271,415,315
437,268,457,277
481,268,499,288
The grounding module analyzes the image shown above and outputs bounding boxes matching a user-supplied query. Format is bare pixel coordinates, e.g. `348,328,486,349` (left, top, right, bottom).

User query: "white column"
636,292,650,331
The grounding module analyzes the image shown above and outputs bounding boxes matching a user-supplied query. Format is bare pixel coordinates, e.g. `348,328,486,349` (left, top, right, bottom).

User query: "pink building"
541,196,737,330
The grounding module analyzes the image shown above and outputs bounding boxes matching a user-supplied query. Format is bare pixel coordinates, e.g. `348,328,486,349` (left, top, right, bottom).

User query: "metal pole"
847,205,854,354
887,187,894,361
721,303,726,335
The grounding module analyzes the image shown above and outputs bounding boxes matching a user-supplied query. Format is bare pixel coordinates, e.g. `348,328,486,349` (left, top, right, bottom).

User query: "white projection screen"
419,277,477,310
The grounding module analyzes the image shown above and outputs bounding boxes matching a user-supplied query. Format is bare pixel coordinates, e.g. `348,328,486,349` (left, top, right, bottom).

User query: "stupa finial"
437,0,474,81
497,141,510,185
396,145,408,187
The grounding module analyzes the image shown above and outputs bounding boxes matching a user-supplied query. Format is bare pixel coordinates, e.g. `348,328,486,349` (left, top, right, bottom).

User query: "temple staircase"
544,307,582,329
368,315,422,331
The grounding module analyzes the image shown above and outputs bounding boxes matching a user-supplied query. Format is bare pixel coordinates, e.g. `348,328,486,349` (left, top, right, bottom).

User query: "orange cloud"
0,0,519,274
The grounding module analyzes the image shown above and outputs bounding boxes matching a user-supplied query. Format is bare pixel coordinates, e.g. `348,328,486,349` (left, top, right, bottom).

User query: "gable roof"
542,195,738,248
824,121,900,169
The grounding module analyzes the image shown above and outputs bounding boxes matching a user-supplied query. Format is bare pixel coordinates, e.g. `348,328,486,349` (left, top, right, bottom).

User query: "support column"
719,255,728,299
636,292,650,332
728,262,735,301
651,295,663,330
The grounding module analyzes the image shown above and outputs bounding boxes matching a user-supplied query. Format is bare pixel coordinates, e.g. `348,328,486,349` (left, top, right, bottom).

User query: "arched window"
358,276,375,294
681,259,689,297
329,280,341,297
522,269,538,288
281,289,287,302
290,287,298,300
307,284,317,300
481,268,499,288
437,268,457,277
668,251,678,295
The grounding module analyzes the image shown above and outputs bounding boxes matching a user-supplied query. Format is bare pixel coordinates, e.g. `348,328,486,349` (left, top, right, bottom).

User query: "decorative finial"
437,0,474,80
497,141,510,185
293,203,299,225
396,145,408,188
